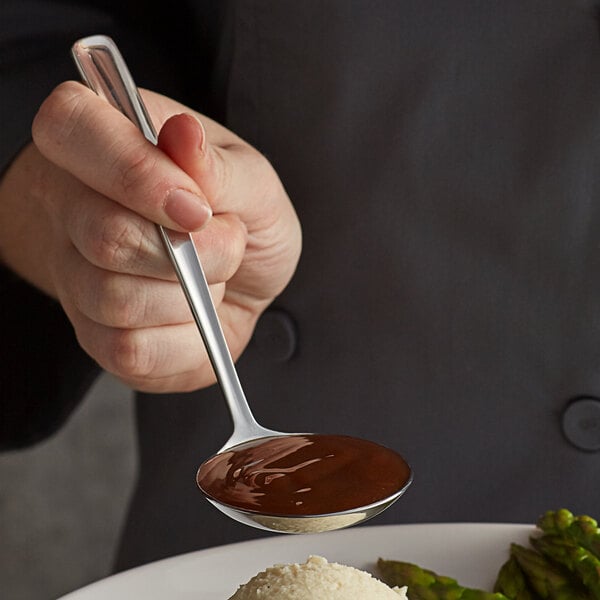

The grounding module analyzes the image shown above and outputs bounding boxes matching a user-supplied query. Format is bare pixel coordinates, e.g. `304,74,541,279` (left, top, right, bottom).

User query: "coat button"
561,397,600,452
252,308,298,362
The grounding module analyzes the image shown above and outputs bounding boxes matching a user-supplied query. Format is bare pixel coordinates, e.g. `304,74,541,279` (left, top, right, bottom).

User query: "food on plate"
492,556,532,600
378,508,600,600
496,508,600,600
377,558,506,599
228,555,409,599
536,509,600,558
226,508,599,600
503,543,593,600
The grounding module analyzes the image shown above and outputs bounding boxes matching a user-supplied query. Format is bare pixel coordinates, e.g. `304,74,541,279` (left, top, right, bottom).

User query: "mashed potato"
228,555,408,599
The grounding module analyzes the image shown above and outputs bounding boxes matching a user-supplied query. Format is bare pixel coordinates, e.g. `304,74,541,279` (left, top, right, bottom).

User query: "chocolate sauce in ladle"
197,434,411,516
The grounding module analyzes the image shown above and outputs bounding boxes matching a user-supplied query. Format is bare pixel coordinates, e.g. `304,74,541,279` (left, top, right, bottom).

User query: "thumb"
157,113,219,201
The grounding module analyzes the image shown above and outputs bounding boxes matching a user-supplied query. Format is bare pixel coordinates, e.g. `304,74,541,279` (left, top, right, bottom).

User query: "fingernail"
164,189,212,231
196,118,207,154
181,113,207,154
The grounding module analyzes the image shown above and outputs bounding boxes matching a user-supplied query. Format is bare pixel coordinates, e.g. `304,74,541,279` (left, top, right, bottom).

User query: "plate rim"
58,522,535,599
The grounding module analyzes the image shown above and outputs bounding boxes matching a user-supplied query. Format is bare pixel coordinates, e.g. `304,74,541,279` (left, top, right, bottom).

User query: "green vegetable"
509,543,593,600
537,509,600,560
377,558,509,600
377,509,600,600
530,534,600,598
493,555,541,600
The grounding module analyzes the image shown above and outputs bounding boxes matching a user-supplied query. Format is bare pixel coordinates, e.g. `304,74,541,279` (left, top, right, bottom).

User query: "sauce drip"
196,434,411,516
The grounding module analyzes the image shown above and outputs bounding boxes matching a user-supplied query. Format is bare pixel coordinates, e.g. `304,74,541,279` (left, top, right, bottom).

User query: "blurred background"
0,373,136,600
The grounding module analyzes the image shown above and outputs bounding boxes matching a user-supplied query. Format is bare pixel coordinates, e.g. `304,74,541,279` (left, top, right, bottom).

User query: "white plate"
58,523,533,599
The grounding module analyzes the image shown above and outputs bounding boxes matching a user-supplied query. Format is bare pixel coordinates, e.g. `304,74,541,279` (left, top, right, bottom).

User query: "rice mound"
228,555,408,599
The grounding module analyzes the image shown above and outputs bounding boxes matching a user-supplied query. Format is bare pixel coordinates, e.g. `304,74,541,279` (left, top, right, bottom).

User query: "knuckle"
32,81,87,151
254,152,284,198
89,212,147,271
196,216,247,283
239,145,273,175
28,159,51,205
112,140,160,197
249,147,273,173
107,328,156,379
96,273,140,328
236,145,283,200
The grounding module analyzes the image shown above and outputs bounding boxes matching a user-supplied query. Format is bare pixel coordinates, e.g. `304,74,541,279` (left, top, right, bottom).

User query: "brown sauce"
196,434,411,516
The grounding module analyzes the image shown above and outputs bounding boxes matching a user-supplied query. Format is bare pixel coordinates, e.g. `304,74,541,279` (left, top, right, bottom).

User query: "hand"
0,82,301,392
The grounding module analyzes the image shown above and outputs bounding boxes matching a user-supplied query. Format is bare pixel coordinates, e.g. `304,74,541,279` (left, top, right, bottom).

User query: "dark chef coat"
2,1,600,572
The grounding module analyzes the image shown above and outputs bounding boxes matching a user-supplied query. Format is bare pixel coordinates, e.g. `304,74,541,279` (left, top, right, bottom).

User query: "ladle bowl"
197,432,412,533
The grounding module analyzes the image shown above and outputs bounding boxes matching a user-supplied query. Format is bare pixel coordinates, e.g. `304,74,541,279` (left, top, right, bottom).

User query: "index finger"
32,81,212,232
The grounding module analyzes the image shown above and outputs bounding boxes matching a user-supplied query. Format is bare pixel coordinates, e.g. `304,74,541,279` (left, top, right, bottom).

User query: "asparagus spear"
377,559,459,600
377,558,508,600
537,509,600,560
510,543,593,600
530,534,600,598
494,555,542,600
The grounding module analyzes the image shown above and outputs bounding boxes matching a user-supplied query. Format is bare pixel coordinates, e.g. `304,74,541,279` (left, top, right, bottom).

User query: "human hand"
0,82,301,392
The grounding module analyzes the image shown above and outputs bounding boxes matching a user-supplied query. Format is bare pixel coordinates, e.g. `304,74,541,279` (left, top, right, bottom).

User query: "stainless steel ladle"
71,35,412,534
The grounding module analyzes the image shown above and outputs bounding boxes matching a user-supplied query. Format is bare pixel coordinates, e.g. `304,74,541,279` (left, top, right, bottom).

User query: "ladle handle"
71,35,263,442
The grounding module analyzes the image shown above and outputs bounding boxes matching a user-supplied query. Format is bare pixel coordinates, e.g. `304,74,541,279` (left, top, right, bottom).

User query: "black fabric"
0,2,115,449
0,268,100,449
0,0,212,448
2,0,600,574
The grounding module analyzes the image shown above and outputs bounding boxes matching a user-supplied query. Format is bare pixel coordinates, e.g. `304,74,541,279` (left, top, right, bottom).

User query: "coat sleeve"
0,2,119,450
0,1,208,449
0,268,102,450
